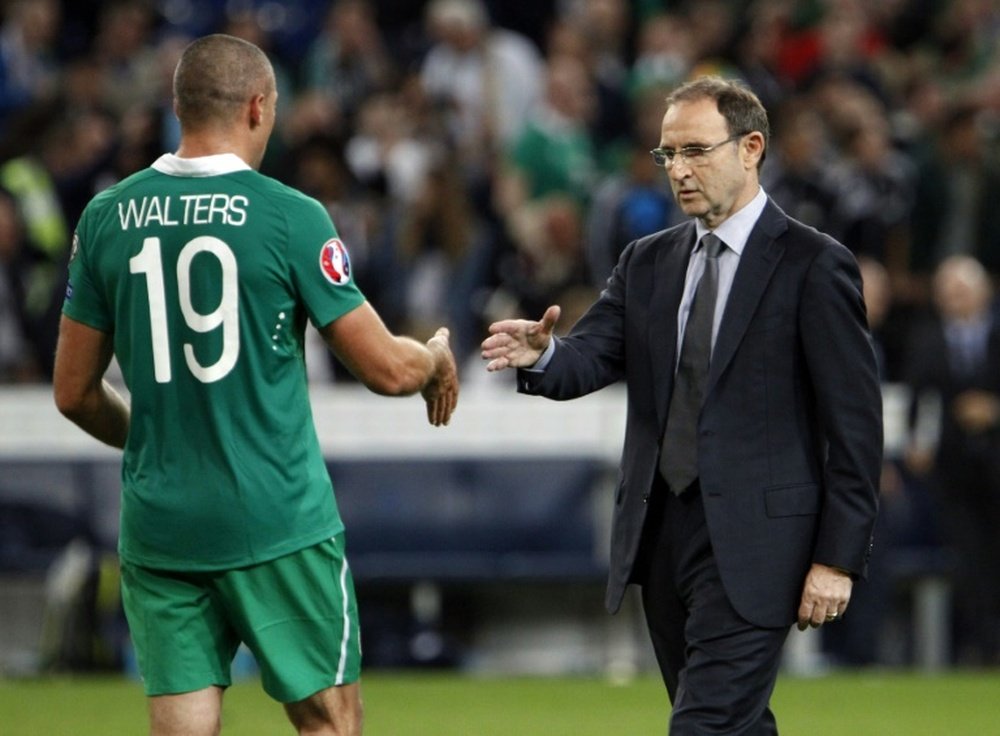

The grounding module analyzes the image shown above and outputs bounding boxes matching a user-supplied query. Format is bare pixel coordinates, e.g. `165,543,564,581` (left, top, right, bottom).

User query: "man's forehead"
661,99,727,139
660,100,729,146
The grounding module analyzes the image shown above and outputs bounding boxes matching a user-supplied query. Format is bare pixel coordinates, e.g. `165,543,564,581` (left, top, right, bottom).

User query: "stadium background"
2,0,1000,727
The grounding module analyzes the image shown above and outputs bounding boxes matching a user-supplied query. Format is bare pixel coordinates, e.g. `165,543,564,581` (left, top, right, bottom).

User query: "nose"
668,159,693,181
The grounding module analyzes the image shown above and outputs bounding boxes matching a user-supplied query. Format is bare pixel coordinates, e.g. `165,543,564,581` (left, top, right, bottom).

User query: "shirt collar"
151,153,252,177
694,186,768,255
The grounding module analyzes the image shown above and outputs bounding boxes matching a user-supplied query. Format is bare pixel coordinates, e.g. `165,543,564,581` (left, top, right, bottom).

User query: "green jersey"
63,153,365,571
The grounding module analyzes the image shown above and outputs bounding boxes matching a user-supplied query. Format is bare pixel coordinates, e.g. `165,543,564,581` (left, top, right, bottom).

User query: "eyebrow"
659,139,716,149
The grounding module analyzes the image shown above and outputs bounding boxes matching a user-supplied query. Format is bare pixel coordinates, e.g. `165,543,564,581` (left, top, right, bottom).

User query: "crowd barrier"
0,381,953,670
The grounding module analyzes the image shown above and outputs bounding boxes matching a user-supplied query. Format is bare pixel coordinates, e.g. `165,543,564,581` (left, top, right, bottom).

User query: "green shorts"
121,535,361,702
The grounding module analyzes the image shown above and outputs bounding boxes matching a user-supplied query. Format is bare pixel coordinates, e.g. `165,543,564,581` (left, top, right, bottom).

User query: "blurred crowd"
1,0,1000,665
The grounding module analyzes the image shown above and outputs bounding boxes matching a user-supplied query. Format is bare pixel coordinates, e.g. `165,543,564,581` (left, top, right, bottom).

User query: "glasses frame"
650,132,748,168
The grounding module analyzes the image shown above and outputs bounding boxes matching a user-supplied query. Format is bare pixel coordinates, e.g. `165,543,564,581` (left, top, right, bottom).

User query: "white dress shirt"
679,186,768,358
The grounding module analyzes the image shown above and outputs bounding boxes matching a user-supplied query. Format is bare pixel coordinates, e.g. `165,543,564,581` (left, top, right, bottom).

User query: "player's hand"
422,327,458,426
481,305,561,372
797,563,853,630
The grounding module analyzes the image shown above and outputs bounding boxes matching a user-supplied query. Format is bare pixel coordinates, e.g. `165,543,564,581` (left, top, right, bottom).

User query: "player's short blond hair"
173,34,274,130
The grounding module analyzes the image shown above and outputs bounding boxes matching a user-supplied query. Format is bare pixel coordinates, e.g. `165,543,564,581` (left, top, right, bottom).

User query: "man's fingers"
431,327,451,353
487,319,529,336
481,332,512,354
798,599,849,630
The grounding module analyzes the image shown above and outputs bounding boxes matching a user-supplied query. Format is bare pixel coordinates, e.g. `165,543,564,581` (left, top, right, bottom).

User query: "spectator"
585,86,679,287
731,0,791,113
90,0,160,118
777,0,889,100
495,193,592,324
760,96,841,236
0,187,40,381
490,53,599,319
396,155,497,362
0,0,61,136
627,12,694,100
684,0,739,64
0,117,82,378
908,102,1000,276
557,0,633,163
419,0,543,197
820,81,917,266
299,0,395,137
904,254,1000,665
344,91,437,207
495,53,598,216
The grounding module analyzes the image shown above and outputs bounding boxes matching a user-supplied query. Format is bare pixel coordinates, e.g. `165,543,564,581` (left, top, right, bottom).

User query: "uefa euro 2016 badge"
319,238,351,285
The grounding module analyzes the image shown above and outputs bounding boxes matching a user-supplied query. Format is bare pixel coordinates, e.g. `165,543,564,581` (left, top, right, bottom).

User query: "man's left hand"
796,563,853,631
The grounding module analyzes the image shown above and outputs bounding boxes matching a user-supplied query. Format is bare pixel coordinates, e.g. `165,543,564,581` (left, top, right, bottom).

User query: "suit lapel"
706,202,787,395
650,224,696,429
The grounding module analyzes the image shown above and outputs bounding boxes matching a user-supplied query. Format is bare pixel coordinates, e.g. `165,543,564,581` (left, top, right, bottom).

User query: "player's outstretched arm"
321,302,459,425
53,315,130,449
481,305,561,372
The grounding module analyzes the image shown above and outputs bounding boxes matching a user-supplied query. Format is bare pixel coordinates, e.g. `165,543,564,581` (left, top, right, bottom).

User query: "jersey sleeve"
62,204,113,332
286,195,366,329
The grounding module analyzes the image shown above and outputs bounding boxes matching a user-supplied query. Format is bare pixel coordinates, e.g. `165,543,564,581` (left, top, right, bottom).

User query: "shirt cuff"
525,339,556,372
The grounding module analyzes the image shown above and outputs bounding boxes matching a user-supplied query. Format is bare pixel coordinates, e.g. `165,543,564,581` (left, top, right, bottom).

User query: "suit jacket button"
643,494,650,504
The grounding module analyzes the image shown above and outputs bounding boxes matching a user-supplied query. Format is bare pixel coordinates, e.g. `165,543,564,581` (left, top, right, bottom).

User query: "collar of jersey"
152,153,252,177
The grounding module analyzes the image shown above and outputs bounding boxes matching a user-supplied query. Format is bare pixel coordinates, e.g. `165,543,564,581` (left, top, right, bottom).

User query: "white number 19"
129,236,240,383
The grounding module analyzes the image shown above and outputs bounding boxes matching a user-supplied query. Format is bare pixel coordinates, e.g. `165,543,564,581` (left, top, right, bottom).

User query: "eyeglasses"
650,132,748,168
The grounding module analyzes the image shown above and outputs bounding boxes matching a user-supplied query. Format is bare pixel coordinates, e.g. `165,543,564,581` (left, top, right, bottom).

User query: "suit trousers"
636,476,789,735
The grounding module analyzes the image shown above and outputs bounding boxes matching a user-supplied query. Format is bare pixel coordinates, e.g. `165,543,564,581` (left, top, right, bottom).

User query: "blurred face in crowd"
14,0,60,49
659,97,764,229
546,56,595,124
933,256,994,322
428,0,486,53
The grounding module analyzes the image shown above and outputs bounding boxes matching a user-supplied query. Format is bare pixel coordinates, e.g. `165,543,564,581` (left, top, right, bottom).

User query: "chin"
679,202,708,219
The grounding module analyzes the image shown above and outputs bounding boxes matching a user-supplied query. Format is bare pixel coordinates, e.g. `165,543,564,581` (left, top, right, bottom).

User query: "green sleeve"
62,205,113,332
286,195,366,329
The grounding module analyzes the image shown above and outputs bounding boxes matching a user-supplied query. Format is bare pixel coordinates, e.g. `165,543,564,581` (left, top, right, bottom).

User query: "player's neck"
176,132,257,169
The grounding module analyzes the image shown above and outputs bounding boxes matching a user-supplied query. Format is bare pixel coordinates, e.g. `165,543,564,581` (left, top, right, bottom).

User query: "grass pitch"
2,670,998,734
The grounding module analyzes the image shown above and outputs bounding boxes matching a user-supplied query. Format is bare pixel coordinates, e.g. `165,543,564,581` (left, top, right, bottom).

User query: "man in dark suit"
482,77,882,733
904,255,1000,665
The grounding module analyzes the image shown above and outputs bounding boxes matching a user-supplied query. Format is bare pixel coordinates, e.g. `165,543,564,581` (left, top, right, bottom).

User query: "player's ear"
248,93,265,129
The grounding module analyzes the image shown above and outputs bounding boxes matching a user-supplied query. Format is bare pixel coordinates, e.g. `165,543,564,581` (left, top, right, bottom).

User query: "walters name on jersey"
118,194,249,229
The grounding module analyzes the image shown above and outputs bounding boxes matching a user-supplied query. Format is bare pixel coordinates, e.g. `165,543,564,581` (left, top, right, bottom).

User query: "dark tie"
660,233,724,493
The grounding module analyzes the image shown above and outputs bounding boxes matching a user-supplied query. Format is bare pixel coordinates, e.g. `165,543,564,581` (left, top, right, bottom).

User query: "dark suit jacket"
518,199,882,628
904,314,1000,483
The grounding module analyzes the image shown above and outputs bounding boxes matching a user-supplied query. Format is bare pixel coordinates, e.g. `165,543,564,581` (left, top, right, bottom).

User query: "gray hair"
665,76,770,168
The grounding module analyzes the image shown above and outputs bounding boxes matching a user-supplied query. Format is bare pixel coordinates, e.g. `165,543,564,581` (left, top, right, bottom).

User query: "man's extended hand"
422,327,459,426
481,305,561,372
